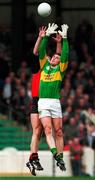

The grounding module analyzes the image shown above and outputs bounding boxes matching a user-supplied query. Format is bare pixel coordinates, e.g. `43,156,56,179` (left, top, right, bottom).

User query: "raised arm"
61,38,69,63
52,33,62,55
38,23,58,59
58,24,69,72
33,26,46,56
38,36,48,60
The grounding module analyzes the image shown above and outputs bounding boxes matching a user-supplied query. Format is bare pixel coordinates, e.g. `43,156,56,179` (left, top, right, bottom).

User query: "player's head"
50,53,61,66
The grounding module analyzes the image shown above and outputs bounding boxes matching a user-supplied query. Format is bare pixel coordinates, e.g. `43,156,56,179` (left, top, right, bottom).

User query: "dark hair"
56,53,61,56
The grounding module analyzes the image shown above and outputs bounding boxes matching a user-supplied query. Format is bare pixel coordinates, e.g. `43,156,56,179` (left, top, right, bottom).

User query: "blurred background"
0,0,95,178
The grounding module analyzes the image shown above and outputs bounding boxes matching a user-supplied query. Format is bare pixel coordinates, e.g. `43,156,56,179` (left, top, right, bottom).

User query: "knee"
33,126,42,138
55,128,63,137
44,126,52,136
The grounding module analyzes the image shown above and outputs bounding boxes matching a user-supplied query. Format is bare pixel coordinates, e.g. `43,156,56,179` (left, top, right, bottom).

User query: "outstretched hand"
39,26,47,38
46,23,58,36
52,33,62,43
58,24,69,38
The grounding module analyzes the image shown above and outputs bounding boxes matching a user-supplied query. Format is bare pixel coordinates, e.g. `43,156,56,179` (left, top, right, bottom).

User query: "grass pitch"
0,177,94,180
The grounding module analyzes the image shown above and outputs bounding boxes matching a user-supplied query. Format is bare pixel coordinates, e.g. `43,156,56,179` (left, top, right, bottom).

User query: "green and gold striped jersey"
38,36,69,99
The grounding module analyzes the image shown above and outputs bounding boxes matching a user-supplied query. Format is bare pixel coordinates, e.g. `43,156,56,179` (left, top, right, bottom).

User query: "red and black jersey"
31,54,40,74
31,54,40,97
31,71,40,97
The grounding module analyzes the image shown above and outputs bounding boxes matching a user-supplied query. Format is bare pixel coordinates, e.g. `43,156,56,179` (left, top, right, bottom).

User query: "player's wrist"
45,32,50,36
57,41,61,44
63,37,67,39
38,35,43,39
63,36,67,39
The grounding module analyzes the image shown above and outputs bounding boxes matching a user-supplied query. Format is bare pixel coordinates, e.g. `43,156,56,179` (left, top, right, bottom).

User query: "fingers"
58,30,62,35
61,24,69,31
39,26,47,32
52,23,55,26
46,23,69,37
53,30,57,34
52,33,62,42
41,26,47,30
47,23,69,30
47,23,58,29
52,23,58,30
48,23,51,28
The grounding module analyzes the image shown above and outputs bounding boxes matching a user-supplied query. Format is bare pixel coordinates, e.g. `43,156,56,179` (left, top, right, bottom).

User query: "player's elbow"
33,49,38,56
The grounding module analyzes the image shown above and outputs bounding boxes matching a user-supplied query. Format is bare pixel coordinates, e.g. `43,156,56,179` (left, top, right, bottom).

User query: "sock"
29,153,38,161
50,147,57,156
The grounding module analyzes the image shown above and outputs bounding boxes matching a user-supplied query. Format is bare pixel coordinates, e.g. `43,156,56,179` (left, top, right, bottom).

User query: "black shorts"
31,97,39,114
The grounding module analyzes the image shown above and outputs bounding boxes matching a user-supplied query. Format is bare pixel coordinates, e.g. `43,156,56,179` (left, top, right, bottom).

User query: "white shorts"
38,98,62,119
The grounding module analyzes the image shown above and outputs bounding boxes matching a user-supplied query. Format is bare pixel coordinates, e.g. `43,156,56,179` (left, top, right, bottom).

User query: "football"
37,2,51,17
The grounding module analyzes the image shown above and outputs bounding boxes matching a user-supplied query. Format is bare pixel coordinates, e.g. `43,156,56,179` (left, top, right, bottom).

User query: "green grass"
0,177,94,180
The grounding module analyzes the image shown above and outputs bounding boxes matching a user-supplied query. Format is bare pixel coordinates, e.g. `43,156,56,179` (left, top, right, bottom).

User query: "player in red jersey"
26,26,62,175
26,27,46,175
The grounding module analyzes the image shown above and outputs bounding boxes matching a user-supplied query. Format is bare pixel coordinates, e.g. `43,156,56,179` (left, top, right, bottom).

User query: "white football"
37,2,51,17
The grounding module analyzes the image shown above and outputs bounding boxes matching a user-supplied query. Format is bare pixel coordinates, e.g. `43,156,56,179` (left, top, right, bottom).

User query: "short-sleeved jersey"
38,37,69,99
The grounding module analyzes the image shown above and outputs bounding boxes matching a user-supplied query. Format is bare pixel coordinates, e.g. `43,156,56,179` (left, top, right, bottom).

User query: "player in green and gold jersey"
38,24,69,171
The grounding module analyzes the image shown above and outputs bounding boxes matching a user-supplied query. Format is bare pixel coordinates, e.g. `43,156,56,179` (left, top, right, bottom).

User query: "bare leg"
26,113,43,174
52,118,64,154
40,116,56,149
30,113,43,153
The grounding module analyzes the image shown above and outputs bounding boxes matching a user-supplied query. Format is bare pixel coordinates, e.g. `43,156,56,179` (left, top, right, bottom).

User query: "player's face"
50,54,60,66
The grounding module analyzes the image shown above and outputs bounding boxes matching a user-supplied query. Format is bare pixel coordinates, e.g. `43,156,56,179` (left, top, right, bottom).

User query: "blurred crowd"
0,20,95,175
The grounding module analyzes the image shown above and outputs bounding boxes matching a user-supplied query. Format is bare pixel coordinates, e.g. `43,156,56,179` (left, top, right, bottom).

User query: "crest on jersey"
46,66,50,70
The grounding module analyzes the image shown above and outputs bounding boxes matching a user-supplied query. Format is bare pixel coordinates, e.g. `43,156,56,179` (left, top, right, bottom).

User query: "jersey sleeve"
38,36,48,69
60,38,69,72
